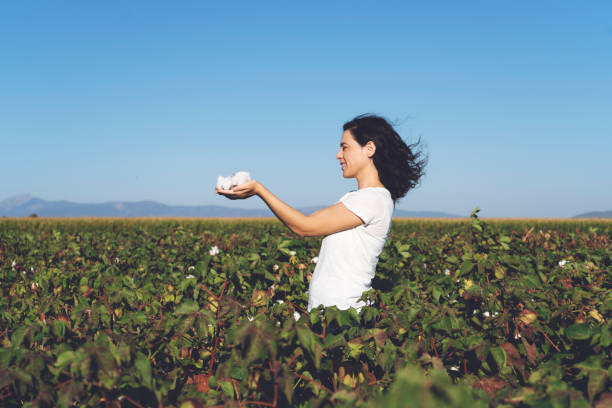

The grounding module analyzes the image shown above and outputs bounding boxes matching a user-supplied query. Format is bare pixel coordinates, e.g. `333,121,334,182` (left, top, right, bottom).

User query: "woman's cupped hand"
216,180,260,200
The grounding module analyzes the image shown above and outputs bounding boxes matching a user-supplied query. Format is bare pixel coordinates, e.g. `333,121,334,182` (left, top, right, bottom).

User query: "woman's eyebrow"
340,142,348,147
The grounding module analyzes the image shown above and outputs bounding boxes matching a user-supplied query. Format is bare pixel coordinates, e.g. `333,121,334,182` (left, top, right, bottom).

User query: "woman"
216,114,426,312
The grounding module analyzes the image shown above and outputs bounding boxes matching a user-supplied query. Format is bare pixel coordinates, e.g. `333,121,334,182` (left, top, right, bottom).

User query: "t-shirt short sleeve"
340,189,382,225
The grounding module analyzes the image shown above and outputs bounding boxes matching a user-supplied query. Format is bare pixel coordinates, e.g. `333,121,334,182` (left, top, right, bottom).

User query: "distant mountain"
0,194,34,211
573,210,612,219
0,195,462,218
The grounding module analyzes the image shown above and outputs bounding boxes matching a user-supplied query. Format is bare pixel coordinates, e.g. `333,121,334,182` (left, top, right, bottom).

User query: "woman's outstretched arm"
216,180,363,237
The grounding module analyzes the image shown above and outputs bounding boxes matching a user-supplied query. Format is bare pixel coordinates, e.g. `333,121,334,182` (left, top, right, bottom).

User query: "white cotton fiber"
216,176,233,190
216,176,225,190
216,171,251,190
221,177,233,190
231,171,251,187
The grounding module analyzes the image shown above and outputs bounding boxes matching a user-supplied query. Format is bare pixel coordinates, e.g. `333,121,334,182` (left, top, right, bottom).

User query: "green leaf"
11,326,29,348
297,326,314,354
278,239,293,249
446,255,459,264
599,326,611,347
55,350,75,369
490,347,507,371
337,310,353,327
175,300,200,315
523,274,541,289
135,355,153,389
565,323,591,340
230,365,247,381
587,368,607,403
400,251,412,258
324,333,345,349
432,286,442,303
309,310,321,326
348,342,363,358
220,380,235,398
458,260,474,277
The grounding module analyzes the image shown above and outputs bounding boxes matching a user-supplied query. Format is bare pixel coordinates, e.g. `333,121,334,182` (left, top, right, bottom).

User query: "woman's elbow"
290,225,306,238
292,216,315,238
294,229,308,238
297,227,322,238
293,226,315,238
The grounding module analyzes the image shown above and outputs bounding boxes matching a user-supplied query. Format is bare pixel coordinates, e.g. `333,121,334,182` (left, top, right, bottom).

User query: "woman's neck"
356,166,385,189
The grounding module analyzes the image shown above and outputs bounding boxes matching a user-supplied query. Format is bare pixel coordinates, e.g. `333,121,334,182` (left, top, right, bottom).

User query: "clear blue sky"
1,1,611,217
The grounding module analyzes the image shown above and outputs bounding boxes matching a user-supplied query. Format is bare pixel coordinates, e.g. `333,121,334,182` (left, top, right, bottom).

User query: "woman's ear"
365,141,376,158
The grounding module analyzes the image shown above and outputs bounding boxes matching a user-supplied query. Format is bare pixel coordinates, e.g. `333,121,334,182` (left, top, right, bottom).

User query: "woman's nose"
336,149,342,159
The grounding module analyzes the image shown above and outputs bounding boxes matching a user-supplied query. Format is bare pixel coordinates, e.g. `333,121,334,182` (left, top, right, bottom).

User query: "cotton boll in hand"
216,176,233,190
216,176,224,190
216,171,251,190
231,171,251,187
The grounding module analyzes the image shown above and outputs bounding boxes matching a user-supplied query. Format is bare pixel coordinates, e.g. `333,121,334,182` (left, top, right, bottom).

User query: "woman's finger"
217,189,244,199
216,184,255,200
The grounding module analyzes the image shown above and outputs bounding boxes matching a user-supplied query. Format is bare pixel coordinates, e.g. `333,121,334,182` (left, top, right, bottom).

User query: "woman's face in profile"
336,130,372,178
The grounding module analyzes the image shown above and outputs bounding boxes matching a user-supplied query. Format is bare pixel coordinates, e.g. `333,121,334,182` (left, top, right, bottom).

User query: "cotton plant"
216,171,251,190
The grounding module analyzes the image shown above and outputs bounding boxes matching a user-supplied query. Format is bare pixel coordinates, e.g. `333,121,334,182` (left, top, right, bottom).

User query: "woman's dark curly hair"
343,114,427,204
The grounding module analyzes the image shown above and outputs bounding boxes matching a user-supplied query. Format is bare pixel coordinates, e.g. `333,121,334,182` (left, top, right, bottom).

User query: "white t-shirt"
307,187,394,311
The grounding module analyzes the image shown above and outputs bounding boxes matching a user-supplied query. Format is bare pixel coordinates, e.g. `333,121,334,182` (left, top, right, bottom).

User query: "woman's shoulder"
343,187,394,218
352,187,392,201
